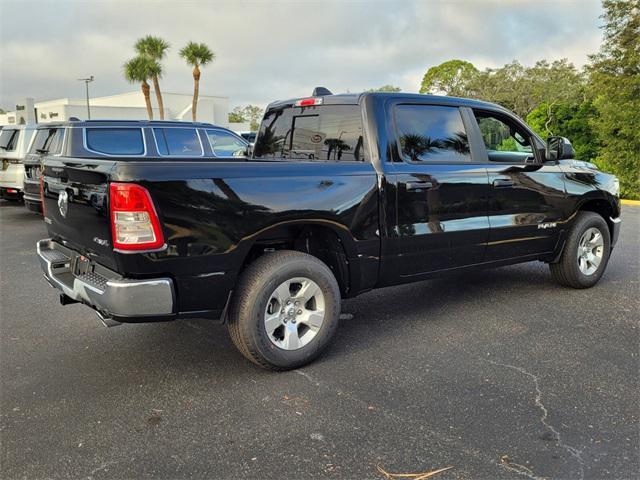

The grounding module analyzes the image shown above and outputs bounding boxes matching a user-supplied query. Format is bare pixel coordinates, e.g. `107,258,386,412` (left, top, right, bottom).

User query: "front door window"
474,112,534,163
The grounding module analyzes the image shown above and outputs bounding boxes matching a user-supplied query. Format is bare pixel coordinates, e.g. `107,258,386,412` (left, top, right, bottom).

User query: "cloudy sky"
0,0,604,111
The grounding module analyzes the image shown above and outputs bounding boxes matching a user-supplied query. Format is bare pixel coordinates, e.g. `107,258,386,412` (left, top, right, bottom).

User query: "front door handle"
406,181,433,191
492,178,515,188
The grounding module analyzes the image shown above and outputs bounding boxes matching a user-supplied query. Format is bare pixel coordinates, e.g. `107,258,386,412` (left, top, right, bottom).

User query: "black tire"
549,211,611,288
228,250,341,370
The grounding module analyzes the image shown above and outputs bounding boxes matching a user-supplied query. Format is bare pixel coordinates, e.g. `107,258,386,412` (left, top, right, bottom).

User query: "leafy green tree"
228,106,246,124
419,60,478,96
124,56,161,120
179,42,215,121
527,101,600,162
242,105,264,131
229,105,263,131
365,85,402,92
135,36,170,120
465,60,585,118
587,0,640,199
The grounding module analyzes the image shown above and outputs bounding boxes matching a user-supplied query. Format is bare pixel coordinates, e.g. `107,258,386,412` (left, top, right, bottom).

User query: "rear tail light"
109,182,165,252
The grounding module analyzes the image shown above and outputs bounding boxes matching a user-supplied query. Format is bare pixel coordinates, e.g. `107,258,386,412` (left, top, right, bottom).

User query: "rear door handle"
492,178,515,188
406,181,433,191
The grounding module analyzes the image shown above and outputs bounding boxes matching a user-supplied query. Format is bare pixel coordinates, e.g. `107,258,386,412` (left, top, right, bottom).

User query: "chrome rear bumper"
37,239,175,321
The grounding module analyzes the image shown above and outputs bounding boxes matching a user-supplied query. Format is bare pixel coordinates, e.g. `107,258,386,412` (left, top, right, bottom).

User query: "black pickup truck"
37,91,621,370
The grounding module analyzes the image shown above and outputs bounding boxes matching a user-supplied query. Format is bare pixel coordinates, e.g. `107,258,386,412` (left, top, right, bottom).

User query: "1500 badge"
93,237,110,247
538,222,557,229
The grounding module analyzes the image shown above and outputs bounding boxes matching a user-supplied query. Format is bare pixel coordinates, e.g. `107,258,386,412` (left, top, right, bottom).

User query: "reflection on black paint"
399,132,469,162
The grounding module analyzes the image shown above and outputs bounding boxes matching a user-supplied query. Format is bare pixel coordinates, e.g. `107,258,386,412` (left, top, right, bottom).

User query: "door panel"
378,103,491,281
391,163,490,276
486,163,567,260
470,108,567,260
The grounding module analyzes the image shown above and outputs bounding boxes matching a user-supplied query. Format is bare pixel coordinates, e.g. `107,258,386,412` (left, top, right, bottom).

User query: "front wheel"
549,211,611,288
228,250,341,370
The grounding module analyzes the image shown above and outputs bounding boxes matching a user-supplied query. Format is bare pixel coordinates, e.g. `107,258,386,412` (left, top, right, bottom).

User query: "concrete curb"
621,199,640,206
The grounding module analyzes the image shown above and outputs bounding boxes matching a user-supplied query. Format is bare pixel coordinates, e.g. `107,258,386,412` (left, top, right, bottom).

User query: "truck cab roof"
267,91,508,113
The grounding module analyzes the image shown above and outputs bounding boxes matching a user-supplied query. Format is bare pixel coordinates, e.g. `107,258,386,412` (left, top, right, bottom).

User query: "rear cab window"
254,105,365,161
153,128,203,156
85,128,144,155
394,105,470,163
30,128,65,155
0,129,20,152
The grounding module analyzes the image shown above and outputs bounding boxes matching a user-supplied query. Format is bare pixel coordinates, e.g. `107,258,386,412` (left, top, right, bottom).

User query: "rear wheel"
228,250,340,370
549,211,611,288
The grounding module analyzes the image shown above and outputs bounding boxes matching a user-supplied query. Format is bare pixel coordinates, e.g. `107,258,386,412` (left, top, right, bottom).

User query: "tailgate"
41,158,118,270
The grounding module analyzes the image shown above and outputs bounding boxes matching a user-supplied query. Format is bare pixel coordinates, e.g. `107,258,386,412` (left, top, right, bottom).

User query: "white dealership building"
0,92,250,131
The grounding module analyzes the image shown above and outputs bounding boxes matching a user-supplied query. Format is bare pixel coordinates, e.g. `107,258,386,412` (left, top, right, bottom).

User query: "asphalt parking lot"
1,201,638,480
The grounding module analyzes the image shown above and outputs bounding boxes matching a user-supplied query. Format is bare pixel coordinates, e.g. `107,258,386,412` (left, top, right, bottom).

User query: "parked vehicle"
22,120,247,214
0,124,37,200
22,124,66,212
238,131,257,143
36,91,621,370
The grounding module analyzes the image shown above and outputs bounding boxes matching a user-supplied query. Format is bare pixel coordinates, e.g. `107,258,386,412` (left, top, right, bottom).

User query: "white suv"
0,125,38,200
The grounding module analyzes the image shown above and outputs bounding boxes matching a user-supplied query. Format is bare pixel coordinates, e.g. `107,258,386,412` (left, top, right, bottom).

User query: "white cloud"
0,0,603,111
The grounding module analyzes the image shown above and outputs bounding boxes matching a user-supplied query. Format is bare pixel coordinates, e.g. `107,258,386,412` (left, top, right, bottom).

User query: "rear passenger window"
254,105,364,161
154,128,202,156
395,105,470,163
85,128,144,155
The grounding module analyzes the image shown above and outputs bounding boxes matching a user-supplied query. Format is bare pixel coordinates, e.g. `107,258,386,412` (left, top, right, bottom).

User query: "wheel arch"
236,220,357,297
576,195,619,242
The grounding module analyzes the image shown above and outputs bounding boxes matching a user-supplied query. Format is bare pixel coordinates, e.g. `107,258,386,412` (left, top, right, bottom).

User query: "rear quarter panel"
112,160,380,313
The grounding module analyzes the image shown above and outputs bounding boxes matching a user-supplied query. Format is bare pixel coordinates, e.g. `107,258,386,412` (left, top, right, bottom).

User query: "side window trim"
460,107,489,163
392,103,474,164
151,127,204,157
83,127,147,157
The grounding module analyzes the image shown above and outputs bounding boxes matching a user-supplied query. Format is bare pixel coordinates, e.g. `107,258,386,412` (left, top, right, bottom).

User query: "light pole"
78,76,94,119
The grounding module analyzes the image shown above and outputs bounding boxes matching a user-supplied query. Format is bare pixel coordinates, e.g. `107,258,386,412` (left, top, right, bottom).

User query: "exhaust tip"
96,311,121,328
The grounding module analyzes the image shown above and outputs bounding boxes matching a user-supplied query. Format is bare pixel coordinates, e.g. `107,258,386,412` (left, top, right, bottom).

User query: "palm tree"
134,35,169,120
179,42,215,121
124,56,160,120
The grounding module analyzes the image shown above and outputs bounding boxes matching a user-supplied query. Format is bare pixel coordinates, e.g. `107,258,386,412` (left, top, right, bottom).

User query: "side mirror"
546,136,575,161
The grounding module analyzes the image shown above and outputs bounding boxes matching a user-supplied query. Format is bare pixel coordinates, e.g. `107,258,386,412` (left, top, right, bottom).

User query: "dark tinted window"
30,128,65,154
206,129,247,157
154,128,202,156
0,129,20,152
474,110,533,163
85,128,144,155
395,105,470,162
254,105,364,161
240,132,256,142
